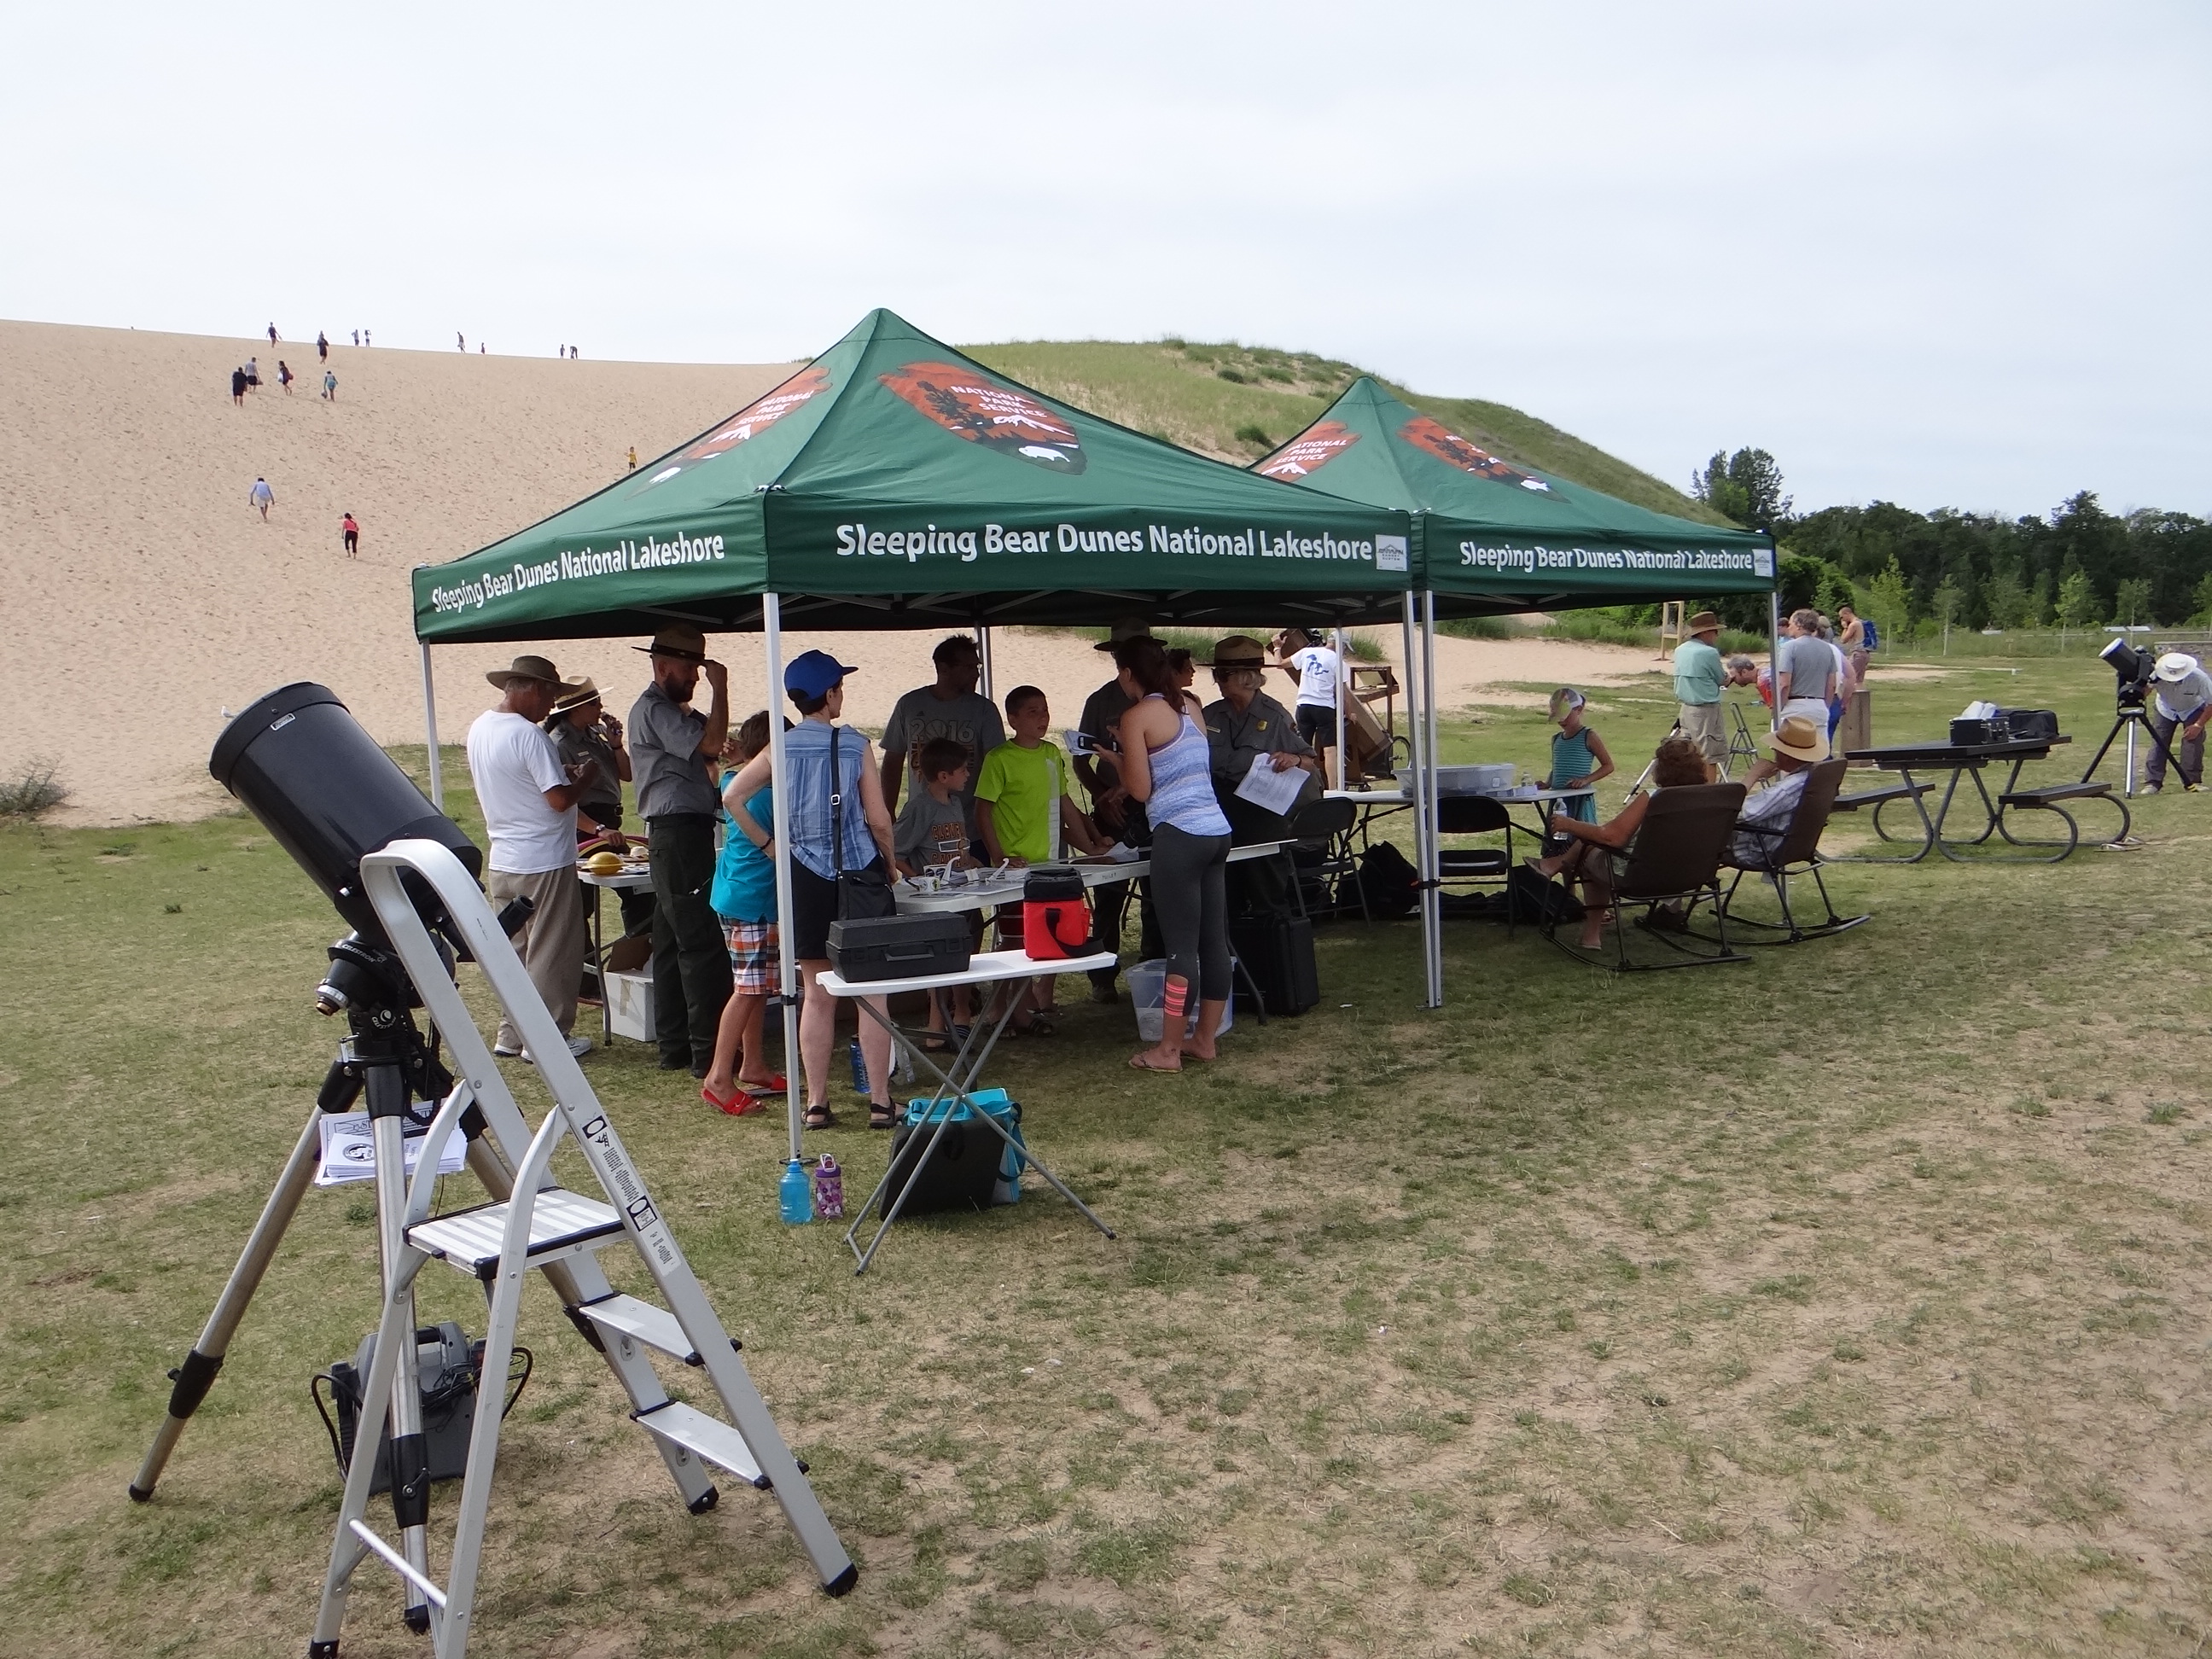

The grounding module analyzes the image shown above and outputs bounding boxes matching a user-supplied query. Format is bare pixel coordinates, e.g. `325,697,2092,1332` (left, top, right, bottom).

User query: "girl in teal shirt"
1544,688,1613,824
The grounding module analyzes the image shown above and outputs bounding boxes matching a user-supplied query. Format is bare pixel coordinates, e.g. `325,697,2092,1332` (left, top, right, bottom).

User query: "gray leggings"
1150,823,1231,1002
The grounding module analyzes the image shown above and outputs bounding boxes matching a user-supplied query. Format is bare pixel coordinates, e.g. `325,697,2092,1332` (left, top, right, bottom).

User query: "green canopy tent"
1254,378,1781,1001
410,311,1419,1153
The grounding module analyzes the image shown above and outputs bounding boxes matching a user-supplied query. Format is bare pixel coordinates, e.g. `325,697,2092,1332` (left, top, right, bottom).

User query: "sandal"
868,1103,899,1130
738,1072,788,1092
1128,1051,1181,1073
803,1105,836,1131
700,1083,760,1116
1011,1013,1057,1039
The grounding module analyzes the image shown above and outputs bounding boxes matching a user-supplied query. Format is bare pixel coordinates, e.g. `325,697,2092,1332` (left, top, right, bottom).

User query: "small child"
894,736,980,1043
701,713,784,1115
1543,687,1612,824
975,685,1103,1029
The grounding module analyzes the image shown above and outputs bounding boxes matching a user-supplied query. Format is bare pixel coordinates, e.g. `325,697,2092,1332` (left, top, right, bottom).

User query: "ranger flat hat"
485,654,580,692
632,623,708,662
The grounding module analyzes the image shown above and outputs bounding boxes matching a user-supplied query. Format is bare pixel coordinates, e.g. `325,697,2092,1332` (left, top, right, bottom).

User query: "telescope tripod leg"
131,1103,326,1502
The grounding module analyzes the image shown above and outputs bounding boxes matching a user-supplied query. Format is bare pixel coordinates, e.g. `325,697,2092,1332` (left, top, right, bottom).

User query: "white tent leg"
763,596,803,1164
1421,591,1442,1003
976,626,995,704
1402,594,1440,1010
420,643,444,811
1770,592,1783,732
1332,626,1349,790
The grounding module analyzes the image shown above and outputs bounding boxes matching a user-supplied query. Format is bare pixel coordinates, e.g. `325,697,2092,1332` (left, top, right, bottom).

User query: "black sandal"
803,1104,836,1131
868,1103,898,1130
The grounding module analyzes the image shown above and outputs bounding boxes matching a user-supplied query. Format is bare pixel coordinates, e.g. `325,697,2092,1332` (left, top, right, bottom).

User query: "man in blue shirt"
1673,611,1729,781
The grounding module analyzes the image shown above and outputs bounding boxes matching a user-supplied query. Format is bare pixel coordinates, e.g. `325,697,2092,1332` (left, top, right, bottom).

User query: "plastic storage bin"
1127,958,1237,1044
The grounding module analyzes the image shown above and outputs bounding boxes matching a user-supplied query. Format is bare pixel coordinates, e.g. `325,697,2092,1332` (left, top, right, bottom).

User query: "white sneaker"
493,1043,522,1057
2140,783,2161,796
517,1034,594,1065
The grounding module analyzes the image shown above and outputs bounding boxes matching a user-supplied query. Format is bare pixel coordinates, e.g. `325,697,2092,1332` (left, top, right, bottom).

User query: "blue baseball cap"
784,649,859,696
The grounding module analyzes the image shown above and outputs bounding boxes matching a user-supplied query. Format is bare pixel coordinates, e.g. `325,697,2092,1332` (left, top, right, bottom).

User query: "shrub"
1233,423,1274,449
1216,367,1249,384
0,758,67,818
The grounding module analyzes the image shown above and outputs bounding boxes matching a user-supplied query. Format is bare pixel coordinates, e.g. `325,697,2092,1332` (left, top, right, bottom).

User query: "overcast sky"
5,1,2204,518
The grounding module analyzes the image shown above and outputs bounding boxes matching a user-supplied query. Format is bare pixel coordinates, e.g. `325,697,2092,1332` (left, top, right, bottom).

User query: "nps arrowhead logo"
879,361,1086,474
1398,416,1552,492
1256,422,1359,480
633,364,833,492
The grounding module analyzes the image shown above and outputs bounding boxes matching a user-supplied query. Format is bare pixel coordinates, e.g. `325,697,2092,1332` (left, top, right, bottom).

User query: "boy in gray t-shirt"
892,739,977,875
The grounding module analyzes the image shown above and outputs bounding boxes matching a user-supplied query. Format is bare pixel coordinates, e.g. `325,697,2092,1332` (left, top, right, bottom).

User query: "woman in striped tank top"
1113,636,1233,1072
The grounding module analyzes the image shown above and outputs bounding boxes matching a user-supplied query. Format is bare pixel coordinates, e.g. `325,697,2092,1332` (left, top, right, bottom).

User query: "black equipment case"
1999,707,2060,742
1950,714,2013,746
1230,912,1320,1017
827,913,972,982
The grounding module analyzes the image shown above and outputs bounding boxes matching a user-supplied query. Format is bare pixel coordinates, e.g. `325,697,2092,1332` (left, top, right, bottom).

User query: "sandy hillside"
0,321,1662,825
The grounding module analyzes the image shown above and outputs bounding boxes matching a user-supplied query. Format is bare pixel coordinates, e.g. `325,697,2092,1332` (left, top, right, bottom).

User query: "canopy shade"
1254,378,1773,614
414,310,1413,644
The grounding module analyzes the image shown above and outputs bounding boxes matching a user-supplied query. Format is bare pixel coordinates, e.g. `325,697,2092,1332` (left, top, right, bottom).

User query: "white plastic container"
606,970,655,1042
1435,762,1516,796
1127,958,1236,1044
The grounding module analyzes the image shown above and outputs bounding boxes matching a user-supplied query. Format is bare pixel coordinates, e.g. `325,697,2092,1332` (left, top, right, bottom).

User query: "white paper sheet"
1234,759,1308,817
315,1109,469,1187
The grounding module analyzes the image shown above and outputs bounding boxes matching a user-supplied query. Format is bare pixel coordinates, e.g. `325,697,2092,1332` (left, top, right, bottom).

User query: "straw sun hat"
1764,715,1830,763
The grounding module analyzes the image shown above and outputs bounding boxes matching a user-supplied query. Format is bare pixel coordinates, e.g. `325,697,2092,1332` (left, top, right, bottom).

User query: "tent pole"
1421,591,1441,1004
975,625,994,705
763,594,803,1164
419,642,444,811
1402,594,1439,1010
1770,590,1783,731
1332,626,1349,791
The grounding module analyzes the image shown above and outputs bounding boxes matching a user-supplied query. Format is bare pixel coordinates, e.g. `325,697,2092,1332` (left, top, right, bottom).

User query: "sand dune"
0,321,1661,825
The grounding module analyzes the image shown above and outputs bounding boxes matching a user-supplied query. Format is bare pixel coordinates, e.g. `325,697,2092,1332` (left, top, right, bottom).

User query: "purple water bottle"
813,1154,844,1220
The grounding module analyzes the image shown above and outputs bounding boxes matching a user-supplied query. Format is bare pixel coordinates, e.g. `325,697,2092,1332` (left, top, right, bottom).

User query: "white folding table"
817,947,1119,1274
888,841,1291,916
579,864,655,1045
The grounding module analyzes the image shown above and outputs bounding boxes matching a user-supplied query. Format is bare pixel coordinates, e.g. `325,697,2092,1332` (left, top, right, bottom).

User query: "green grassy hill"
966,338,1731,527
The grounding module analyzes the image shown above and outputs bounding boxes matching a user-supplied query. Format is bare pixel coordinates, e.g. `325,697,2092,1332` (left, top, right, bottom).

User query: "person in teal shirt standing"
1673,610,1729,781
1543,687,1612,824
702,711,784,1115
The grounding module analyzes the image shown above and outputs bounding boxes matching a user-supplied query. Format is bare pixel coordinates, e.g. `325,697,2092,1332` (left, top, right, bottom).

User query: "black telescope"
210,683,480,945
2099,637,2154,707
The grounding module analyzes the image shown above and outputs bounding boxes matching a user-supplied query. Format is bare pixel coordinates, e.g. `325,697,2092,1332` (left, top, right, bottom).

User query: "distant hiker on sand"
317,331,329,362
627,446,637,470
230,367,247,405
243,356,259,388
267,323,279,345
364,328,371,346
323,369,337,401
352,329,359,347
480,343,486,354
276,360,294,394
570,346,579,359
249,478,275,521
457,332,466,352
341,513,359,556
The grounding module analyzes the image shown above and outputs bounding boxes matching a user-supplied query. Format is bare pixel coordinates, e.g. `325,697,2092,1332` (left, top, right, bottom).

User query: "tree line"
1683,450,2212,644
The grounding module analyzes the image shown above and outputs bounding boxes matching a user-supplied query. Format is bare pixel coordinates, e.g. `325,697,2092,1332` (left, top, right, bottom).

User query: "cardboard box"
606,970,655,1042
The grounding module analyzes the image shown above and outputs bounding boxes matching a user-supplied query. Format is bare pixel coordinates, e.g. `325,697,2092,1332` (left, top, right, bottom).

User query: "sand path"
0,322,1662,825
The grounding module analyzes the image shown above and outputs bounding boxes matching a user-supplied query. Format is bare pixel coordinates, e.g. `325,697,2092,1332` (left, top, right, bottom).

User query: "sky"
4,1,2206,519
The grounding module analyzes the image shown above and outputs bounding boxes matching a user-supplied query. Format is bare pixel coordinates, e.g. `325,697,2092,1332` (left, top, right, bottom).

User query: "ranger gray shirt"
627,681,715,818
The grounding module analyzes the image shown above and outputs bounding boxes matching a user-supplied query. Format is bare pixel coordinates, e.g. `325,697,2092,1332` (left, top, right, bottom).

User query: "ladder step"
633,1401,766,1488
408,1189,622,1279
578,1295,703,1365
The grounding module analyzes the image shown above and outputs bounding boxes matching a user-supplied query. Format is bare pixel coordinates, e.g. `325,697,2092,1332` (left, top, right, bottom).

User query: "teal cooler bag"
879,1090,1027,1218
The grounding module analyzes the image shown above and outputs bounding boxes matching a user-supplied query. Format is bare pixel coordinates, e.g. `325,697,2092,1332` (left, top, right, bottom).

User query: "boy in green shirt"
974,685,1103,1030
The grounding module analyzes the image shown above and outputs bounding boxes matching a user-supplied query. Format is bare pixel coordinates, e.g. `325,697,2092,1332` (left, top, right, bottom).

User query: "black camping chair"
1287,796,1367,923
1708,759,1870,944
1435,794,1518,934
1538,783,1749,972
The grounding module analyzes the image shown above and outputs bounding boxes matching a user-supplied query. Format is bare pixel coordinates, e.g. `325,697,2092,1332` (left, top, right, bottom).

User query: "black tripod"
2081,694,2191,797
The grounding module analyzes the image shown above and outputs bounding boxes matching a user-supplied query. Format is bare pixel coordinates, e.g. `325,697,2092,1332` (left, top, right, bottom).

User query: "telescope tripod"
2081,701,2190,798
132,842,854,1657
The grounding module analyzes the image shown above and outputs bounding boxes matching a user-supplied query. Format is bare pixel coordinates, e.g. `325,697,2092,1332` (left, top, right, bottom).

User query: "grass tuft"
0,757,67,818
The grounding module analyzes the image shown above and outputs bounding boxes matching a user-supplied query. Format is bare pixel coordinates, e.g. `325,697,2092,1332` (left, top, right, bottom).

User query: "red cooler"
1021,865,1091,961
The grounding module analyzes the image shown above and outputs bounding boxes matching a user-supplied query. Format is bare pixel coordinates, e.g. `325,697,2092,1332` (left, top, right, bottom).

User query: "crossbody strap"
829,724,846,881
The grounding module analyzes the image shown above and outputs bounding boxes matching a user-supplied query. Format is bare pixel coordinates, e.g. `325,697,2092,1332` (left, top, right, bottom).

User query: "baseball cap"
785,649,859,697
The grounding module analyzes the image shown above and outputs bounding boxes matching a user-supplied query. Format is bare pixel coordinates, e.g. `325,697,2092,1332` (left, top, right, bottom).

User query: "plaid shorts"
722,917,779,995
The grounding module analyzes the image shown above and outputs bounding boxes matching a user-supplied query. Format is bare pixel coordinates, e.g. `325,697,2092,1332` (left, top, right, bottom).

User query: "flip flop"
1128,1051,1182,1073
737,1073,788,1092
700,1084,753,1115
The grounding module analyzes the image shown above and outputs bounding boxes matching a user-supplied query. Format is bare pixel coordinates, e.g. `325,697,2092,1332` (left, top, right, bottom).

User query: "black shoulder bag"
829,725,897,921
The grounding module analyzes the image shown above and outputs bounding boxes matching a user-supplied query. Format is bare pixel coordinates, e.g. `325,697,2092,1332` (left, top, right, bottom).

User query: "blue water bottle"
847,1037,869,1096
778,1157,813,1225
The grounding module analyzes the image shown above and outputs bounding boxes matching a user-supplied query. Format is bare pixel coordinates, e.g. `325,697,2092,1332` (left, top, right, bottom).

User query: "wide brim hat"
1686,610,1723,635
485,654,581,692
632,623,707,663
549,675,604,715
1207,634,1270,669
1093,614,1155,651
2154,652,2197,683
1764,714,1830,762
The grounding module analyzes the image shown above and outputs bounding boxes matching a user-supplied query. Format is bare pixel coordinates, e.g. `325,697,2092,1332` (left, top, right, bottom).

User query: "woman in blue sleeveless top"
1114,636,1233,1073
1544,687,1613,824
724,649,899,1129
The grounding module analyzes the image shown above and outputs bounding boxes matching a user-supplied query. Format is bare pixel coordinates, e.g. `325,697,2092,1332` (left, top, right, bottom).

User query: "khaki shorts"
1678,701,1726,769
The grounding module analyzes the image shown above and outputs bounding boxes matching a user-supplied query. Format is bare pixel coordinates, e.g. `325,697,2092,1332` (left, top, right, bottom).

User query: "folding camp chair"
1709,759,1870,945
1538,783,1749,972
1435,794,1518,934
1287,796,1367,923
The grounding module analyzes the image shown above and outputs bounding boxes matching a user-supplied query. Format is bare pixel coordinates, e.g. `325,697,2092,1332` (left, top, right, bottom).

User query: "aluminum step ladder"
304,839,854,1657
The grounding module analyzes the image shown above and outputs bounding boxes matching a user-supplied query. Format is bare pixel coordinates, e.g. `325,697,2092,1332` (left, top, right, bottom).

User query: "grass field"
964,341,1729,527
3,658,2208,1657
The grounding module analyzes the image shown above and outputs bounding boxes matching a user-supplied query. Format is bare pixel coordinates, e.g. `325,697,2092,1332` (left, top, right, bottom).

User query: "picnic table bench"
1840,736,2128,863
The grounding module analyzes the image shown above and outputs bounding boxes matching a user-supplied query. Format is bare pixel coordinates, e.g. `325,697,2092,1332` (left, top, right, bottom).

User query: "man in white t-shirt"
2145,651,2212,794
466,654,595,1060
1272,626,1343,755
